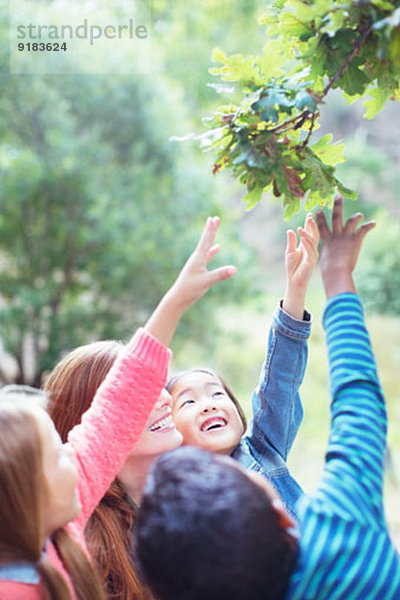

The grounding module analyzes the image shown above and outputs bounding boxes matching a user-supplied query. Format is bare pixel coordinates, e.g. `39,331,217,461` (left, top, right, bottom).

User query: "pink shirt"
0,328,170,600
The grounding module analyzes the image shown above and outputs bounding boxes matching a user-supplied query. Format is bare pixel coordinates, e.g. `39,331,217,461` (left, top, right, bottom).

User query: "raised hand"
145,217,236,347
169,216,236,310
316,196,375,299
283,213,319,320
285,213,320,289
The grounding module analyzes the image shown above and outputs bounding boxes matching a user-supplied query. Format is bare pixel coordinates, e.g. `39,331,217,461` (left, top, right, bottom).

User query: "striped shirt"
286,293,400,600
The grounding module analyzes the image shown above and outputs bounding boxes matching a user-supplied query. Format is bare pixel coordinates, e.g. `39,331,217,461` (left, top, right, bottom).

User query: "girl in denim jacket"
168,214,319,520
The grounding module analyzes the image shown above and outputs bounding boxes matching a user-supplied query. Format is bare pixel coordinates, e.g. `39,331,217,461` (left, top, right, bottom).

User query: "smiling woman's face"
128,388,183,458
170,372,245,455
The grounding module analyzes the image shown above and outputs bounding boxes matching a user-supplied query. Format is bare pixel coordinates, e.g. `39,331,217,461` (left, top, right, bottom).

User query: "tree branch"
322,21,373,97
268,110,312,134
302,111,319,147
245,22,373,144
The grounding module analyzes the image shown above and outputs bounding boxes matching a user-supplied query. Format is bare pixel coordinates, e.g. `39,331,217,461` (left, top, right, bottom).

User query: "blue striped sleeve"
285,293,400,600
320,292,386,522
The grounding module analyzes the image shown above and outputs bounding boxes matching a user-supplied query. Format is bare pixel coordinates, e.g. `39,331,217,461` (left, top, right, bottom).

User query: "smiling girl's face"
128,388,183,458
170,371,245,455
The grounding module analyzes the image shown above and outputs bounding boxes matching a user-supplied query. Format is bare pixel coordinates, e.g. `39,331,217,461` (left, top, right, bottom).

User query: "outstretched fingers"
196,216,221,255
357,220,376,239
207,244,220,262
286,229,298,254
194,215,236,285
344,212,363,233
298,228,319,262
331,196,344,233
304,213,320,244
207,265,237,285
316,210,331,241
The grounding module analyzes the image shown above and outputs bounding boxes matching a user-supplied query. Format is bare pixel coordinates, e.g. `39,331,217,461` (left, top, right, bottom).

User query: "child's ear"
272,499,295,530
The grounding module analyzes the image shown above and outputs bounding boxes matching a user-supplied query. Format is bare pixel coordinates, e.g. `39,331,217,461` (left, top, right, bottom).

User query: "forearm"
323,294,386,493
321,267,356,299
145,289,185,348
250,304,310,459
282,282,307,320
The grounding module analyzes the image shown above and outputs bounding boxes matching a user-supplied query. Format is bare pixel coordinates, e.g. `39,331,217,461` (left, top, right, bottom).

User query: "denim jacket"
231,302,311,521
0,563,40,584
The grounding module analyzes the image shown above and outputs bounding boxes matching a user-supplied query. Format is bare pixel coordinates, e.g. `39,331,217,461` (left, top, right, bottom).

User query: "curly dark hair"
135,446,298,600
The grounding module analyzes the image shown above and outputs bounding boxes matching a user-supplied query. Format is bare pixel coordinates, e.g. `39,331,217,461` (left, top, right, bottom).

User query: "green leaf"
371,0,396,10
212,53,263,86
243,185,263,209
203,0,399,216
294,89,318,112
363,86,392,119
309,133,332,151
336,63,371,96
212,48,228,63
320,10,350,37
310,135,346,166
284,198,301,220
279,10,313,41
257,40,290,79
336,181,357,200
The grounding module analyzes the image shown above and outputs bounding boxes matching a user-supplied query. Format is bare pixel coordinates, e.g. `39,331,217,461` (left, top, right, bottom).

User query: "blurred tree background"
0,0,261,384
0,1,399,539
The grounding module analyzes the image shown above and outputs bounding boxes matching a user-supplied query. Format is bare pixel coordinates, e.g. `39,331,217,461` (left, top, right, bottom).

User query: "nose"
200,398,217,414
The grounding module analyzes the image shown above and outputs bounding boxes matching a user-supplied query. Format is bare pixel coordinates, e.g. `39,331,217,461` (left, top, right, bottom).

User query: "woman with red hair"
0,217,235,600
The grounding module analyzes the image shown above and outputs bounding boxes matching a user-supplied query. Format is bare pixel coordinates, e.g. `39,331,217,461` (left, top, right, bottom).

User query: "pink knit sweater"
0,328,170,600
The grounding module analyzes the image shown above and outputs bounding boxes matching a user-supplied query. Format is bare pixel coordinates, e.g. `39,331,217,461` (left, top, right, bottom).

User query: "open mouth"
201,416,227,432
149,413,174,432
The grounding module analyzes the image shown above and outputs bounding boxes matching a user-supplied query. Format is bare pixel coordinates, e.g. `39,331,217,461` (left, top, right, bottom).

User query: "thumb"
207,265,237,287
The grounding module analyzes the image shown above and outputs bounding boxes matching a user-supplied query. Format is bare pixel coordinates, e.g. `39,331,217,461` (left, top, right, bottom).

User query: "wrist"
321,269,356,299
283,284,307,320
161,287,187,316
144,289,185,348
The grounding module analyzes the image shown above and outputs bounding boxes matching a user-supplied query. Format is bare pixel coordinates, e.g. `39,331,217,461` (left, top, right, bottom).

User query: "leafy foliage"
0,70,252,384
199,0,400,217
0,2,259,385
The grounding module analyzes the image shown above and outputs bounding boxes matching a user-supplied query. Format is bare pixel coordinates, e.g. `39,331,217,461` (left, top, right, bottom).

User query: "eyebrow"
175,381,223,402
206,381,223,391
175,387,194,402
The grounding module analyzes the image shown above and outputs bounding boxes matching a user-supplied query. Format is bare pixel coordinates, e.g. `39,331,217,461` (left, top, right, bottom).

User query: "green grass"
172,282,400,545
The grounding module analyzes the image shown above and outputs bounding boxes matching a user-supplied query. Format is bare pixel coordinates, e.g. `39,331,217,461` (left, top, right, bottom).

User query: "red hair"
44,341,154,600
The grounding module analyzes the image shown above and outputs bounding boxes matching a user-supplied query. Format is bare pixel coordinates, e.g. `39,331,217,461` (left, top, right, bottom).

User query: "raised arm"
249,214,318,459
145,216,236,347
283,212,319,319
68,217,236,527
316,198,383,514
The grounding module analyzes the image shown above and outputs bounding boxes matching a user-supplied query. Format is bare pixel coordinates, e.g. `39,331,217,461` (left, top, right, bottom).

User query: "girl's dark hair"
44,341,154,600
167,368,247,433
0,404,105,600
